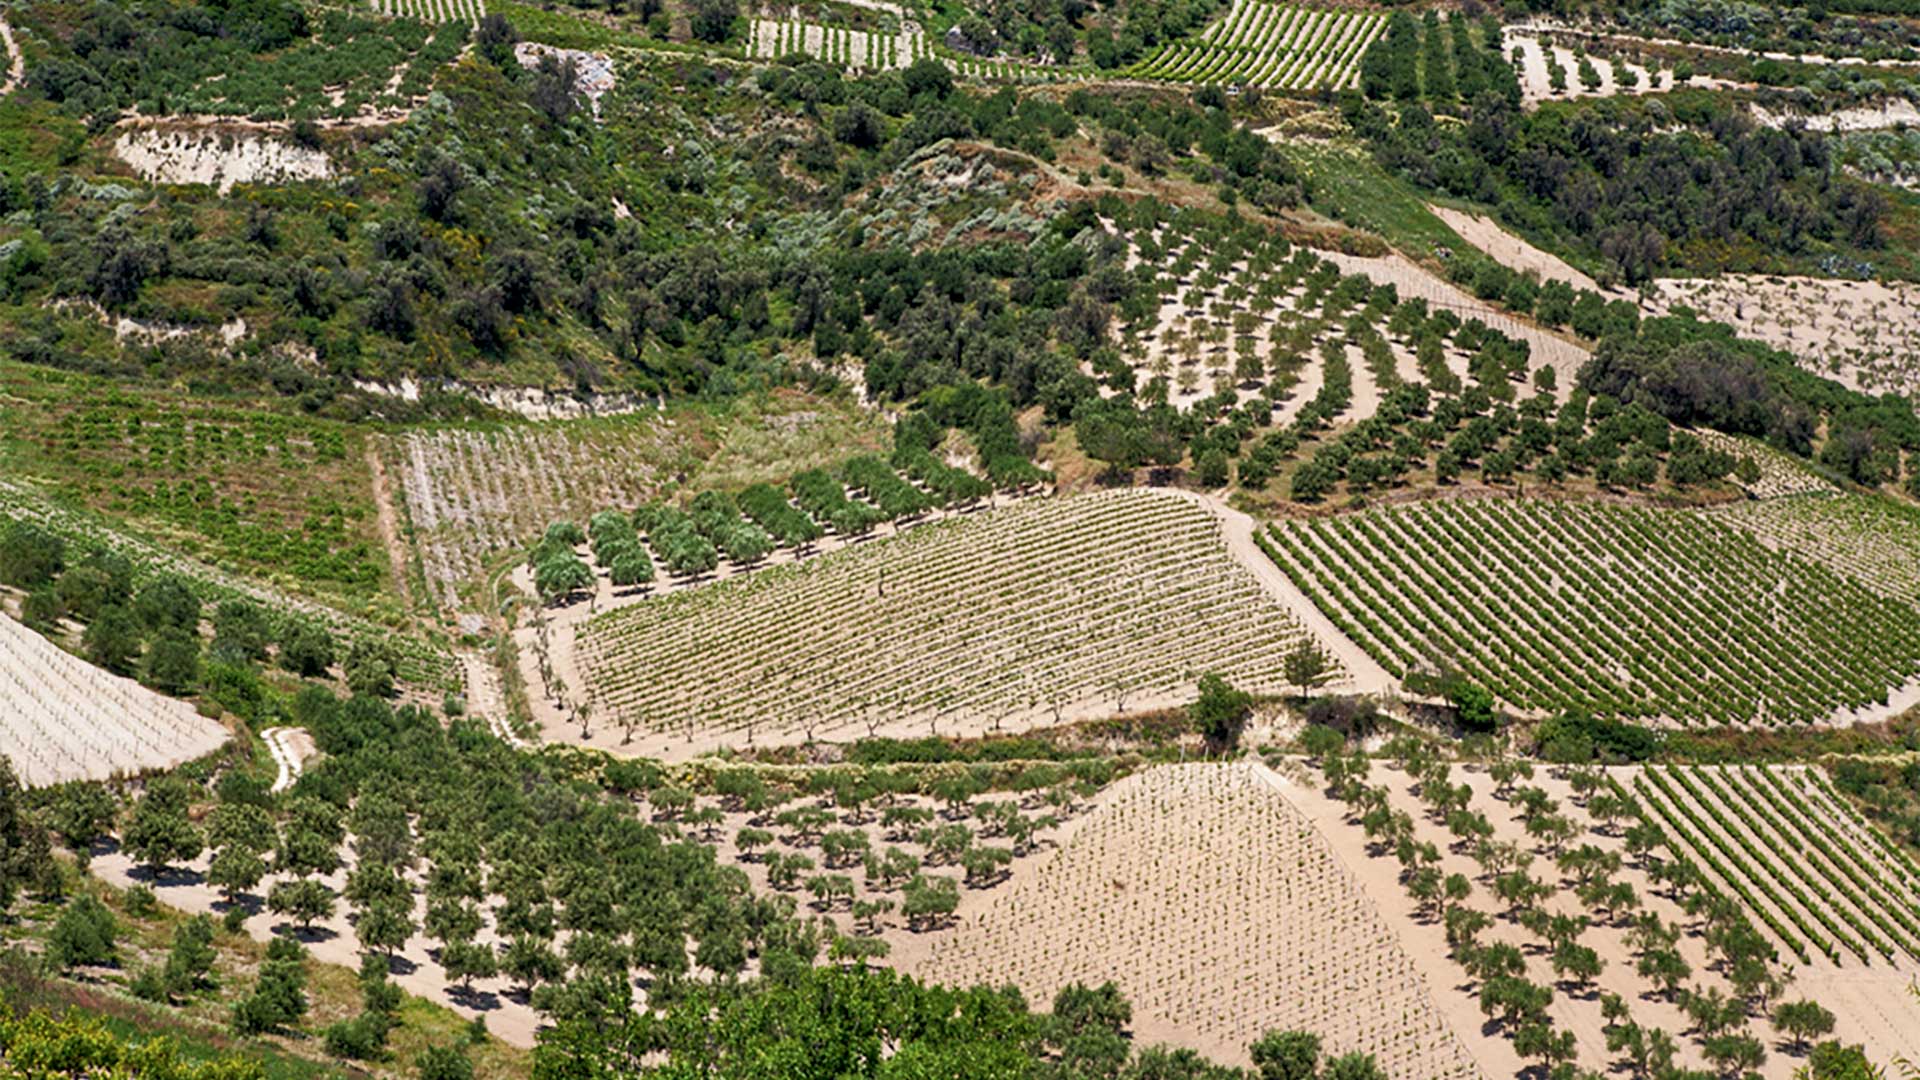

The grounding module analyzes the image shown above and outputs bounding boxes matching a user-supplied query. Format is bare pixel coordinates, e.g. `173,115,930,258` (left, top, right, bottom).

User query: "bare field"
1428,204,1605,295
897,762,1479,1075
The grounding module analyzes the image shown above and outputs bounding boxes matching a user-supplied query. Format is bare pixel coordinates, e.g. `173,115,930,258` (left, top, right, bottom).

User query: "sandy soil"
457,649,519,746
0,19,22,96
260,727,314,795
1,612,230,788
1642,276,1920,397
1502,29,1743,107
896,762,1479,1076
1317,248,1587,402
113,128,333,194
1753,99,1920,133
1429,205,1606,296
1283,756,1920,1078
515,489,1381,761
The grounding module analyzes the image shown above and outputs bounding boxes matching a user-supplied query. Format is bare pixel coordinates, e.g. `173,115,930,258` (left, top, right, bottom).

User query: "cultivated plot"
1286,750,1920,1078
1632,764,1920,969
899,762,1478,1075
1264,499,1920,726
569,489,1337,758
747,18,928,70
1131,1,1387,90
1712,494,1920,603
1644,276,1920,398
0,613,229,787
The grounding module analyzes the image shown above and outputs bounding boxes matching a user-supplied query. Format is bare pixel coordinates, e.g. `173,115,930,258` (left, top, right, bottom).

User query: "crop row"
1634,764,1920,968
1130,2,1387,90
1632,770,1821,964
1265,499,1920,726
747,19,927,71
575,490,1328,744
1,613,230,788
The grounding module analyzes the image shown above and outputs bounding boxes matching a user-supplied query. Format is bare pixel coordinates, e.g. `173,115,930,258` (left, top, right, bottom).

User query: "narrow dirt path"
1159,488,1398,698
260,727,314,794
364,439,416,616
457,649,521,746
0,20,22,96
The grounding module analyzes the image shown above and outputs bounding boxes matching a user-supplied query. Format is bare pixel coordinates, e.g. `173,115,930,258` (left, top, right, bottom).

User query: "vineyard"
1713,494,1920,603
569,490,1334,757
1631,765,1920,969
1106,215,1564,421
1129,1,1387,90
1263,499,1920,726
0,364,385,597
376,0,486,22
386,399,884,610
902,763,1478,1076
747,18,929,70
0,612,229,787
1287,742,1920,1077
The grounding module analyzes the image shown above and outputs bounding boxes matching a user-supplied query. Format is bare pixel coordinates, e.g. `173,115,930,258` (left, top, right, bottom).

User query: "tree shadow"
127,864,206,889
269,922,338,944
211,894,263,917
446,984,503,1012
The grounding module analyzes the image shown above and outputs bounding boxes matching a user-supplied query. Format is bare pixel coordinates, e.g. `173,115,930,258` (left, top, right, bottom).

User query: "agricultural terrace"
748,19,928,71
378,0,486,23
1643,276,1920,398
1712,495,1920,603
900,762,1477,1075
1632,764,1920,972
1289,746,1908,1077
387,397,885,610
0,612,229,787
1107,217,1562,420
0,364,385,597
1263,500,1920,726
0,479,455,695
1503,31,1679,106
1129,2,1386,91
571,490,1337,757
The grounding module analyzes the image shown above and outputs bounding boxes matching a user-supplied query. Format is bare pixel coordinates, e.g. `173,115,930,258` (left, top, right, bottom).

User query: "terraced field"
1632,764,1920,969
901,763,1477,1075
0,612,230,787
747,18,929,70
1713,494,1920,604
1130,1,1387,90
571,489,1335,757
1107,216,1560,419
1263,499,1920,726
378,0,485,22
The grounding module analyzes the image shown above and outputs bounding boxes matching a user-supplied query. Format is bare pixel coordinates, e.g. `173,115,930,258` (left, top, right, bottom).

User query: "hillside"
7,0,1920,1076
